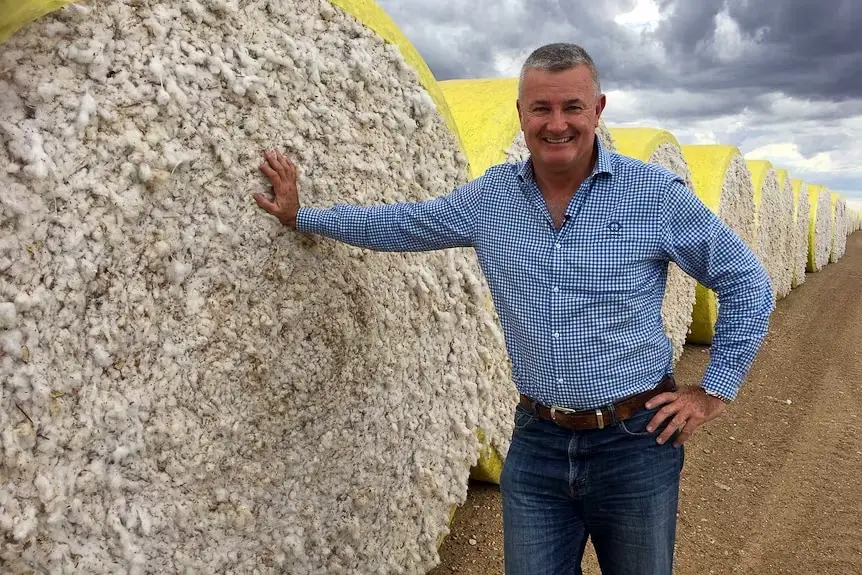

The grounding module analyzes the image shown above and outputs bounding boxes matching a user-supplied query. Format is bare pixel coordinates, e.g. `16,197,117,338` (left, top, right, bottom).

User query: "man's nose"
547,109,567,133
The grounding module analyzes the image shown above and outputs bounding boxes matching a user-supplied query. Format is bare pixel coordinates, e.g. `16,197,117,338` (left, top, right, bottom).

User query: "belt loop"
606,403,618,426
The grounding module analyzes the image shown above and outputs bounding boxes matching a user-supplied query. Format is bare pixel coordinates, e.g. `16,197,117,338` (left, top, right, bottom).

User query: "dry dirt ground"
430,231,862,575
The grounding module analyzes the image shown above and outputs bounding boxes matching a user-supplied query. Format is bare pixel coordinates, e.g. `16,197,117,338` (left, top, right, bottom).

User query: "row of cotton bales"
2,2,860,573
0,1,516,574
436,78,861,485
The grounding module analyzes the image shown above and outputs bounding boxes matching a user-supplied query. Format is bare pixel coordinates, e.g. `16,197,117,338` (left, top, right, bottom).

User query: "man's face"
517,65,606,174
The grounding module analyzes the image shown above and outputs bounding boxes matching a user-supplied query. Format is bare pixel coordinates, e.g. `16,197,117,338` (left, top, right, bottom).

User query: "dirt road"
431,231,862,575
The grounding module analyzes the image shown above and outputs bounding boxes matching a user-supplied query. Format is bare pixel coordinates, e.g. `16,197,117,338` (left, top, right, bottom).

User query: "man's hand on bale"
255,149,300,229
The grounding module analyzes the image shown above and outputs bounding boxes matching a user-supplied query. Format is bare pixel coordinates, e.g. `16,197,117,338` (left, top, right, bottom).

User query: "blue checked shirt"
297,138,775,409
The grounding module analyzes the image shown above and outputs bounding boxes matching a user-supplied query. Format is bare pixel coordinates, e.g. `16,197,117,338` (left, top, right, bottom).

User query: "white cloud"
744,143,836,172
699,9,768,64
614,0,663,31
600,87,862,200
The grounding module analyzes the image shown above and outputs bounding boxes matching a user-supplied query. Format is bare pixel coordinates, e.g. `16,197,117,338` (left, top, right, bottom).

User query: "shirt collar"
517,134,615,183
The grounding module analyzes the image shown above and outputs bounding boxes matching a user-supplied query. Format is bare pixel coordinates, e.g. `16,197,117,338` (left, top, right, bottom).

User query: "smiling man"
254,43,774,575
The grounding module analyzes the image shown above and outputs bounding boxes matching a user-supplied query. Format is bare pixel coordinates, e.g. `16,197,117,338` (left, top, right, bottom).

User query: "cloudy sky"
377,0,862,210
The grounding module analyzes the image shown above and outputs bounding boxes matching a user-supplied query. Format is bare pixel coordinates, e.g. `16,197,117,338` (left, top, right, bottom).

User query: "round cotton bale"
771,168,796,294
829,192,848,262
0,1,505,572
789,178,811,288
679,145,756,345
745,160,793,299
606,127,696,363
806,185,832,272
437,77,517,485
439,77,617,484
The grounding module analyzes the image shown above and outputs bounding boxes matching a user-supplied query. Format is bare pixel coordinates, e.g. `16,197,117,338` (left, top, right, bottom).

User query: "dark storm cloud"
377,0,862,105
653,0,862,100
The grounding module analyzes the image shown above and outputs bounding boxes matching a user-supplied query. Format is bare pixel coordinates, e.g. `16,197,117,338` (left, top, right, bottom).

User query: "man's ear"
516,99,525,130
595,94,606,126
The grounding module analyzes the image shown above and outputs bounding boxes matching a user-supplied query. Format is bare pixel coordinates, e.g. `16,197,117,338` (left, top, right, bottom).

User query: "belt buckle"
548,404,576,422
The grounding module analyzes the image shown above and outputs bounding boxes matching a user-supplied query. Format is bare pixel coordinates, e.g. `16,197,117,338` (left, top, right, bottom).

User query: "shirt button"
553,332,560,339
552,286,559,293
554,243,561,250
557,378,564,384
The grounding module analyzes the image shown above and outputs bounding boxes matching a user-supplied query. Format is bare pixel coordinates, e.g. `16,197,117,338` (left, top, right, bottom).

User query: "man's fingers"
253,192,277,214
673,424,696,448
645,398,679,433
645,391,677,410
656,414,689,445
259,161,280,184
266,149,294,181
277,151,296,179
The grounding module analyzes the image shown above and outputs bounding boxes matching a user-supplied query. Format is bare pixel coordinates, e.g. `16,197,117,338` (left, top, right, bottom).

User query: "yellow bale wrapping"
0,0,77,42
680,145,756,344
609,128,697,362
789,179,811,288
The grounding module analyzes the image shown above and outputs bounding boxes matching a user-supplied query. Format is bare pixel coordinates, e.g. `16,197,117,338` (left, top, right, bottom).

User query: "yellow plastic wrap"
609,127,681,164
679,145,744,344
439,77,520,179
0,0,76,43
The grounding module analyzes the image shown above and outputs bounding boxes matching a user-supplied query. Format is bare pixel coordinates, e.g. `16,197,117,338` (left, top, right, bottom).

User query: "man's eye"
567,106,583,112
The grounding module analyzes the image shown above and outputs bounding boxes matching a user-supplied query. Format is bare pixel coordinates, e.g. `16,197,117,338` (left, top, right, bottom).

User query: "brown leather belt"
519,376,677,431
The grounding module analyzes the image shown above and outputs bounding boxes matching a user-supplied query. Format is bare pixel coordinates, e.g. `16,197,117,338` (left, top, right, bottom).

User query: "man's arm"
254,150,480,251
659,178,775,401
644,177,775,447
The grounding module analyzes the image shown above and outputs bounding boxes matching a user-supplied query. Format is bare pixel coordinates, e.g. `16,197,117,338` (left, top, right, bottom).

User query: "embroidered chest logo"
607,221,622,233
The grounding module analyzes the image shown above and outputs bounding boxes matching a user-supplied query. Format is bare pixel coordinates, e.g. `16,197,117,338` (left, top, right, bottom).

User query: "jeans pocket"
513,404,537,431
616,407,660,437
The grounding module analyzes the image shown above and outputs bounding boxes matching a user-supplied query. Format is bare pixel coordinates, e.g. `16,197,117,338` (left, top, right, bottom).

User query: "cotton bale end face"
0,1,500,572
770,168,795,296
789,179,811,288
806,185,832,272
437,77,527,486
746,160,793,299
608,127,696,364
680,145,756,345
829,192,848,262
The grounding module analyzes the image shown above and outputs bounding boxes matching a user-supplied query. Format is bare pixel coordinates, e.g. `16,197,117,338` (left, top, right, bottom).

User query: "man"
254,43,774,575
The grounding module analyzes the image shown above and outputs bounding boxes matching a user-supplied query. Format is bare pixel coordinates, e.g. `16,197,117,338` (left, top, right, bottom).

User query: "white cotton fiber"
807,186,832,272
0,2,507,573
746,161,794,299
830,193,848,262
790,179,810,288
646,143,697,363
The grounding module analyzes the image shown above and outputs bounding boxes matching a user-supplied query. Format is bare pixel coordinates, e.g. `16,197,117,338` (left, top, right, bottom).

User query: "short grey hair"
518,43,601,98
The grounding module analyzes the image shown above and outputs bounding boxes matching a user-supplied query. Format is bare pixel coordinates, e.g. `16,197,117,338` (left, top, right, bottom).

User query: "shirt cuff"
700,361,745,402
296,207,327,235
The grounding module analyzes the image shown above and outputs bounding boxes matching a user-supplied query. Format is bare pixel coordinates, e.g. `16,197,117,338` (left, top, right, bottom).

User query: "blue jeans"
500,402,685,575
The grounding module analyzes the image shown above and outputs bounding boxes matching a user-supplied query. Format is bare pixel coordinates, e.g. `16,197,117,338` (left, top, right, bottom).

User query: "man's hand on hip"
254,149,300,229
644,386,727,448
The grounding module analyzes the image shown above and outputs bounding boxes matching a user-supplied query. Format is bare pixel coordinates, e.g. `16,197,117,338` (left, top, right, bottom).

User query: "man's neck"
533,146,597,198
